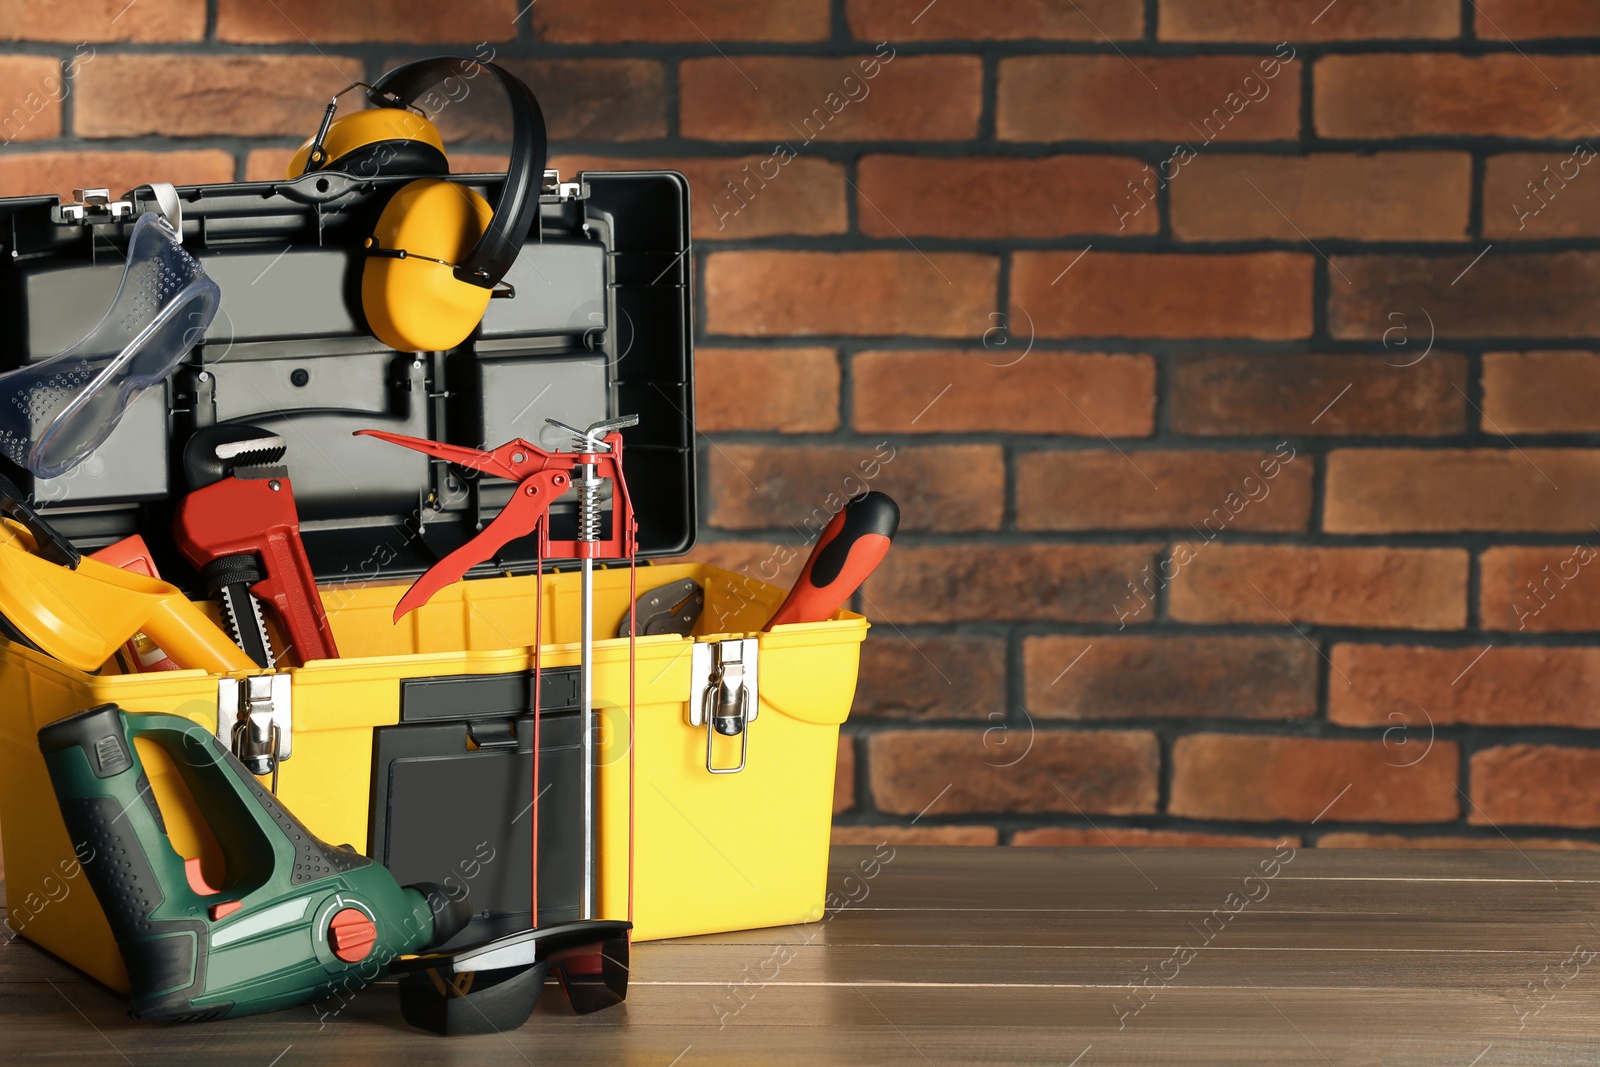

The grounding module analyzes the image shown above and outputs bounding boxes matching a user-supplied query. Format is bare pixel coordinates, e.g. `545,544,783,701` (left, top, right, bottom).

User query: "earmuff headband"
310,58,546,292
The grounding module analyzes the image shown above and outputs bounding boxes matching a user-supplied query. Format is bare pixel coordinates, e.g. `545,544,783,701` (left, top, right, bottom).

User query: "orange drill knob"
329,907,377,963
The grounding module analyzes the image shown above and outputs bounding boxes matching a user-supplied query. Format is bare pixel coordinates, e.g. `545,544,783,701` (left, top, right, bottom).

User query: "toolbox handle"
369,58,548,291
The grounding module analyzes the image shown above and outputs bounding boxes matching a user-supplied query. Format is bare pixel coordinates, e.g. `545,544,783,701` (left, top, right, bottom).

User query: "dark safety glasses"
392,920,630,1036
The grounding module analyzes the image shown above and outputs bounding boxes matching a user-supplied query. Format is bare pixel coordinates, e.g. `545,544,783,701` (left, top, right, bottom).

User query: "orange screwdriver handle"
764,492,899,630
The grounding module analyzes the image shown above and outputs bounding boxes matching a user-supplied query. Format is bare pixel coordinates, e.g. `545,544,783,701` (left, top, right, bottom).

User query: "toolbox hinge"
52,188,135,225
688,638,759,774
216,673,293,792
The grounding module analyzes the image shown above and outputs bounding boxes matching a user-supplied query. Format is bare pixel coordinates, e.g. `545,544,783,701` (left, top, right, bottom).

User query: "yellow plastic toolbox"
0,561,867,991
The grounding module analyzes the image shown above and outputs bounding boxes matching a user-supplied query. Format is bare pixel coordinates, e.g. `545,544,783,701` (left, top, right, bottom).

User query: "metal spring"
578,472,603,541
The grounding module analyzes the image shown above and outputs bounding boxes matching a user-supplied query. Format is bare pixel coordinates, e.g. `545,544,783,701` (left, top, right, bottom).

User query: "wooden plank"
5,846,1600,1064
2,978,1598,1065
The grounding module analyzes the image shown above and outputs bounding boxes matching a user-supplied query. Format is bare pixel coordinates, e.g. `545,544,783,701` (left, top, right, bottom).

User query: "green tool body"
39,704,465,1022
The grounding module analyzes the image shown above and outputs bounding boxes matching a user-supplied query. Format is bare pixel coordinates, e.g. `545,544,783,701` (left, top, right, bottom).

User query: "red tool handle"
764,492,899,630
391,469,569,621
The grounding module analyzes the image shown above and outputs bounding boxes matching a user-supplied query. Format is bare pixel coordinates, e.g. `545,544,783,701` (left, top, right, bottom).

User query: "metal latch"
217,674,292,792
689,638,758,774
540,169,587,201
53,188,135,225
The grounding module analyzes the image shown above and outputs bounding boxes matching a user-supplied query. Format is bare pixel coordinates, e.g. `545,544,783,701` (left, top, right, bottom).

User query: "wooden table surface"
6,844,1600,1065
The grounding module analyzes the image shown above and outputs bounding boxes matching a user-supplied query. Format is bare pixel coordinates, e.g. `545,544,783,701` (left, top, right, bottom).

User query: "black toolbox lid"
0,169,695,592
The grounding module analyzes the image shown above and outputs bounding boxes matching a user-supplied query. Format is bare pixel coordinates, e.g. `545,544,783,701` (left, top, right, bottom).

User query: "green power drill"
39,703,470,1022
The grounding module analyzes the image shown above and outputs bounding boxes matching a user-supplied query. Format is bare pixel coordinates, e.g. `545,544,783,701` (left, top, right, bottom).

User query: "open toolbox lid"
0,168,694,592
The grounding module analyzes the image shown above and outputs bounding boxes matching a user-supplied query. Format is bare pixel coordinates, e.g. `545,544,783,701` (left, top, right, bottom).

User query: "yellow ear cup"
361,177,496,352
287,107,448,178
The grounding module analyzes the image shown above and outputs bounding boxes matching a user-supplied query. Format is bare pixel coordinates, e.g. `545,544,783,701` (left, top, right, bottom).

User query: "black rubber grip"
59,793,211,1020
41,706,213,1020
38,704,129,770
809,492,900,587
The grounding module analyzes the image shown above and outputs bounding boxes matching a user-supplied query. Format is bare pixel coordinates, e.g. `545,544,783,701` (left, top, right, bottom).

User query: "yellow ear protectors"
289,58,548,354
287,105,448,181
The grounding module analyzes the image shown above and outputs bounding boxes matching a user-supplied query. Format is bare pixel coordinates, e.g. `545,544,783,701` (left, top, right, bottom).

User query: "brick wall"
4,1,1600,851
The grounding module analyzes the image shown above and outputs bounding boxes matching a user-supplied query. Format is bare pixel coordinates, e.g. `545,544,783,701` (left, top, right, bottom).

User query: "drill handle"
38,705,213,1011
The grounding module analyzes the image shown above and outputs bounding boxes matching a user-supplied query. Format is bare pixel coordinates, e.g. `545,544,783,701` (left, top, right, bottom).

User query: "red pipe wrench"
354,426,637,621
172,425,340,666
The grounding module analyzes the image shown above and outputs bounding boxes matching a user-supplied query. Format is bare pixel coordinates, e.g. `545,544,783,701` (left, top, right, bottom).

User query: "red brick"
681,54,980,142
998,55,1301,142
1014,828,1299,847
1317,833,1600,850
1480,546,1600,632
851,351,1155,436
1171,736,1461,823
218,0,516,41
1473,0,1600,38
1025,635,1317,721
1162,0,1457,39
551,153,847,238
1,1,203,40
849,0,1142,40
1483,352,1600,433
1171,153,1471,241
854,635,1006,720
1324,449,1599,533
869,729,1159,816
866,544,1158,624
1170,354,1468,437
76,56,359,138
857,155,1156,238
0,150,236,198
831,825,1000,846
1329,253,1600,341
1017,449,1311,532
705,252,998,338
708,444,1002,533
1330,644,1600,728
834,735,855,814
1317,55,1600,139
1158,0,1459,41
681,540,809,601
439,152,514,174
1471,746,1600,827
246,147,299,183
538,0,827,42
1483,153,1600,239
1013,253,1313,340
0,56,65,143
694,348,840,434
1166,544,1469,630
393,59,666,142
480,59,668,142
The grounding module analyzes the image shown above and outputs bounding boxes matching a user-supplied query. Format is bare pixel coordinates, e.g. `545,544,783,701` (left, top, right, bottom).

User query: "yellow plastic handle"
0,521,253,673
